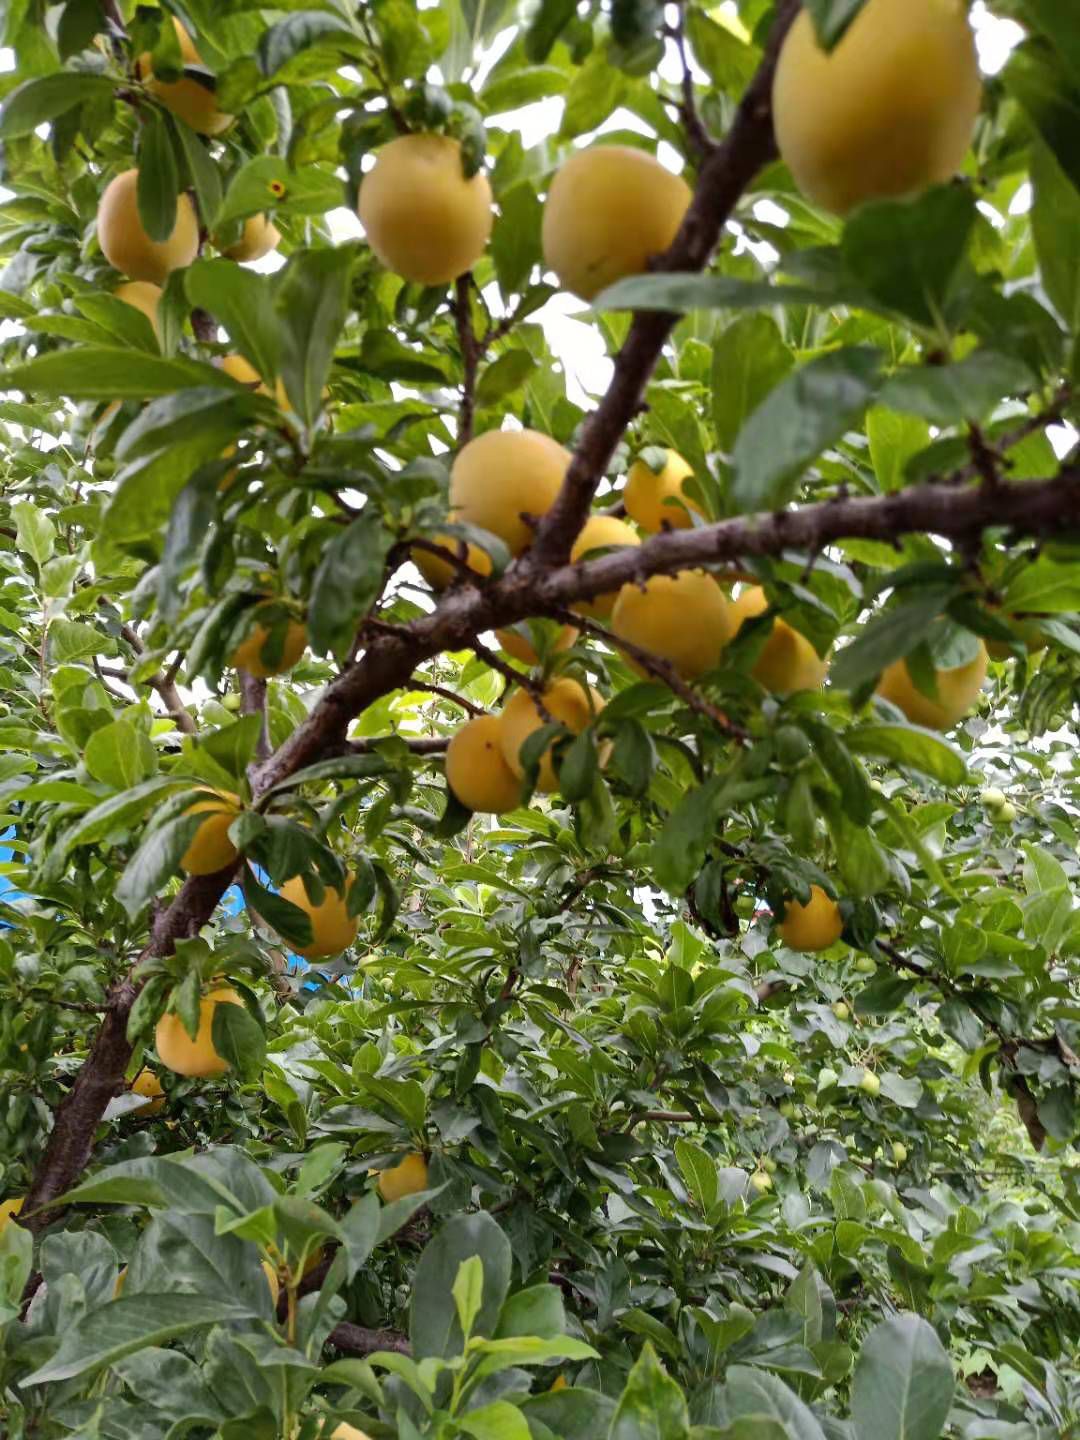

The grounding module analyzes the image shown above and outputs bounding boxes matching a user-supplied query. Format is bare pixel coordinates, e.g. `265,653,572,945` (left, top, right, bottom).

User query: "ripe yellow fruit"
377,1152,429,1203
542,146,692,301
221,353,263,388
130,1068,165,1116
623,450,701,533
114,280,163,341
138,17,233,137
569,515,641,619
445,715,523,815
97,169,199,284
731,587,828,693
773,0,982,216
279,875,358,959
0,1197,23,1233
450,429,571,555
496,623,578,665
412,530,493,590
230,615,307,678
261,1258,280,1307
179,793,241,876
332,1425,373,1440
875,644,988,730
358,134,494,286
499,679,604,793
154,986,244,1079
611,571,735,679
777,885,843,952
221,214,281,263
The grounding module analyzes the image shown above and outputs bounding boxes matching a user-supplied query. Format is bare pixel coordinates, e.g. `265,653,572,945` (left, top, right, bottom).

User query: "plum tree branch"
523,0,801,570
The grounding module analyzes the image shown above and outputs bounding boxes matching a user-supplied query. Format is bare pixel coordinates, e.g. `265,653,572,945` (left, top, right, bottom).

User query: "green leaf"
59,777,192,852
452,1254,485,1341
1002,556,1080,613
845,725,967,786
211,1000,266,1081
1031,140,1080,331
457,1402,531,1440
803,0,869,49
712,313,794,454
186,260,281,385
21,1293,257,1385
275,246,354,425
0,72,115,137
491,182,543,297
308,510,392,659
849,1314,954,1440
686,9,758,92
48,618,111,664
116,385,267,462
866,407,931,495
475,349,536,407
410,1212,512,1360
4,348,234,400
674,1138,718,1213
525,0,577,61
84,721,158,790
610,1342,690,1440
730,348,881,513
215,156,345,229
830,590,954,692
115,811,207,919
173,114,223,229
1004,39,1080,195
841,186,976,328
12,498,56,565
137,110,181,243
879,351,1035,426
715,1366,827,1440
256,11,353,77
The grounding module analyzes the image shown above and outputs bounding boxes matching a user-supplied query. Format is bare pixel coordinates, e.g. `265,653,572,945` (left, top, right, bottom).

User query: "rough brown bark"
524,0,801,569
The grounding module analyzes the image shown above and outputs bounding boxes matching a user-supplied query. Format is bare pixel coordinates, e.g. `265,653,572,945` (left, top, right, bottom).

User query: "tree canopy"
0,0,1079,1437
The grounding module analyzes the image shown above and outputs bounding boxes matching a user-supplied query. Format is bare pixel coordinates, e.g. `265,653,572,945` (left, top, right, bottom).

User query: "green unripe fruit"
832,1001,850,1021
748,1169,773,1193
761,1156,778,1174
222,693,242,712
995,802,1017,824
980,787,1006,809
859,1069,881,1097
778,1100,796,1119
891,1141,908,1163
854,955,877,974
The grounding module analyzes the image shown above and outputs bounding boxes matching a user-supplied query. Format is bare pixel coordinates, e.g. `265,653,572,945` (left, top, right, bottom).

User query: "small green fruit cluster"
980,786,1017,825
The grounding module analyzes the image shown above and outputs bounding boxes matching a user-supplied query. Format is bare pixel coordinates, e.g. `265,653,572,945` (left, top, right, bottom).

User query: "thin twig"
668,14,714,163
116,619,197,735
410,680,485,717
550,605,750,744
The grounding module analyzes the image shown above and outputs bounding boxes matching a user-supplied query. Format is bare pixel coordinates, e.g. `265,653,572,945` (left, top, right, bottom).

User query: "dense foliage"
0,0,1078,1437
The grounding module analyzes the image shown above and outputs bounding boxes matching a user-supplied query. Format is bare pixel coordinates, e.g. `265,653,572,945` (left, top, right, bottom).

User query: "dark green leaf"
730,348,881,513
712,313,794,453
410,1212,512,1360
0,72,115,137
186,260,281,385
308,510,392,659
275,247,355,424
850,1314,954,1440
137,110,181,243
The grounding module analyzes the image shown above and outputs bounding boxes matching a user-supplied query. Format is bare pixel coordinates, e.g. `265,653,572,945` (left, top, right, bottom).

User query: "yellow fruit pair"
445,678,605,814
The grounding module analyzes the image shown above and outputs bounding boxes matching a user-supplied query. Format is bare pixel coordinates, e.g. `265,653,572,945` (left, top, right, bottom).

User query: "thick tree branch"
328,1321,410,1357
240,672,271,764
18,866,238,1232
524,0,800,569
